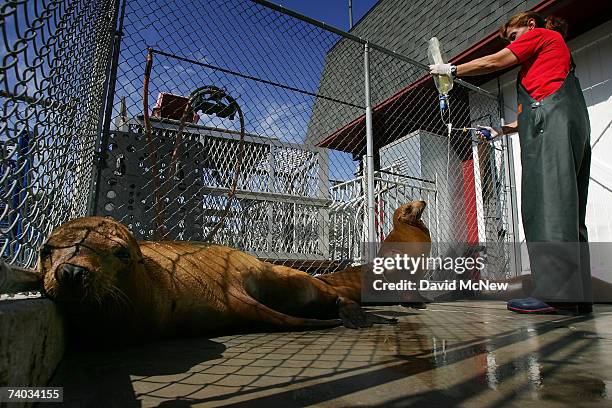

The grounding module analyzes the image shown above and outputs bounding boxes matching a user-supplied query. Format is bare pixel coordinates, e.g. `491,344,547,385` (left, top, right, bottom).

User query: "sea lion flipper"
366,313,398,325
338,298,370,329
0,260,43,294
338,297,398,329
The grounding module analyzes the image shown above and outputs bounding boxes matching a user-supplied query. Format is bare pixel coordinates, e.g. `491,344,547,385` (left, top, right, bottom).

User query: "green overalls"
517,62,592,303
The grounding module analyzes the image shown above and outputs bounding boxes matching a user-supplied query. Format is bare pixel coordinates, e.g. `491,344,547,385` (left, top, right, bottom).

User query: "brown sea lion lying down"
317,200,432,304
39,217,396,341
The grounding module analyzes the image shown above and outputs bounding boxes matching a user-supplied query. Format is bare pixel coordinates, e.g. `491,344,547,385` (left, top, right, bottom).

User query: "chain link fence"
1,0,119,267
2,0,516,280
89,0,514,278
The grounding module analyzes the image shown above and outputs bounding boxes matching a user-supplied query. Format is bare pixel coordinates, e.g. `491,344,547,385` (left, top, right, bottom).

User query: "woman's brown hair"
500,11,568,41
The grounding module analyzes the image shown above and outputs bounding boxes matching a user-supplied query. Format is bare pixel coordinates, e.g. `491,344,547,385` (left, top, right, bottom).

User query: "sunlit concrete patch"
0,298,64,391
41,301,612,407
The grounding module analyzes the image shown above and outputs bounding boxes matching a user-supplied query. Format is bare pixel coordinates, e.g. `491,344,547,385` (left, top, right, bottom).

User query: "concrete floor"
43,301,612,407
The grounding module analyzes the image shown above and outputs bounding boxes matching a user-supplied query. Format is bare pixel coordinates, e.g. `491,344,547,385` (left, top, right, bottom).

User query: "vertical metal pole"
318,148,330,258
498,87,522,277
88,0,126,216
472,139,487,243
348,0,353,29
502,121,522,276
364,43,376,244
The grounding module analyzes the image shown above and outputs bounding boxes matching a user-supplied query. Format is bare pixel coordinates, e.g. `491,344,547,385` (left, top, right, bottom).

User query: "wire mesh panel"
93,0,360,271
316,40,512,279
329,167,440,263
1,0,119,267
366,46,511,280
89,0,513,277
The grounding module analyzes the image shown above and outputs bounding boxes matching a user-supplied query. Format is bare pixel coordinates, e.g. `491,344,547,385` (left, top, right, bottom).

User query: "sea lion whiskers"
103,284,136,315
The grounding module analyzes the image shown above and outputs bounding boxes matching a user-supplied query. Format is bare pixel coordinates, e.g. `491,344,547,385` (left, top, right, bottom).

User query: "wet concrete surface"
42,301,612,407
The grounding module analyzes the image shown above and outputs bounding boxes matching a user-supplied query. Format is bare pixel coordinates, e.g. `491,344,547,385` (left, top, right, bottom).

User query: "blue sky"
267,1,379,31
112,0,385,182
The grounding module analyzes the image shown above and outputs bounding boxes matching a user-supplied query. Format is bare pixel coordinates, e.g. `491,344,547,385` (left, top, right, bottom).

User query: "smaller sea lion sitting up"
40,217,396,342
317,200,432,307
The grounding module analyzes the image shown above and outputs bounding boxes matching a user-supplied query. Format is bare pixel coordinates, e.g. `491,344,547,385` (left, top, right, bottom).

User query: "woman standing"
430,12,592,314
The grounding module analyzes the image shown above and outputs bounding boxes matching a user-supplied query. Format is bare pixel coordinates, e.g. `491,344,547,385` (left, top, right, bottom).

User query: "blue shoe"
507,297,557,314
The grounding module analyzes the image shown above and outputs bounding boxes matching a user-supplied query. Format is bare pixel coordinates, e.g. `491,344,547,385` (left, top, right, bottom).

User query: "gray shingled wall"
306,0,541,148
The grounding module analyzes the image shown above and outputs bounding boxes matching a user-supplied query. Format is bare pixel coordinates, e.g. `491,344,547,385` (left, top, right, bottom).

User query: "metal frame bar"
502,123,522,276
88,0,127,216
120,119,327,155
201,186,331,206
364,42,376,244
250,0,498,99
151,49,365,110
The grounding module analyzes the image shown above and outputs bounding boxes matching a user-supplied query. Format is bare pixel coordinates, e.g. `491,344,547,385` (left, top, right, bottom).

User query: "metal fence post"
496,88,522,277
364,42,376,244
87,0,126,216
502,120,522,277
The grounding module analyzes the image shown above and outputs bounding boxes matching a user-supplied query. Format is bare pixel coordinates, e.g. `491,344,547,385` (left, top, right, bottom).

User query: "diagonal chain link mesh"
2,0,516,280
364,47,511,280
1,0,119,267
91,0,514,277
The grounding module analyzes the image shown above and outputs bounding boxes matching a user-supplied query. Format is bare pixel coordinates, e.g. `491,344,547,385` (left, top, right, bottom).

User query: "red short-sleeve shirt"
506,28,571,101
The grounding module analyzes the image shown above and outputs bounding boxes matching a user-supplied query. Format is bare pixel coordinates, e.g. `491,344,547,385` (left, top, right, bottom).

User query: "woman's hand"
429,64,453,76
475,126,502,142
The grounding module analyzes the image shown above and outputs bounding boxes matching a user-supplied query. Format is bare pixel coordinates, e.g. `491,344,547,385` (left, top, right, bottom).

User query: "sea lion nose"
57,264,88,285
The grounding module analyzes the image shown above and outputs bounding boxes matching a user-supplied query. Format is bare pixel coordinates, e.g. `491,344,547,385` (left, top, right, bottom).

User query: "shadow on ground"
41,302,612,407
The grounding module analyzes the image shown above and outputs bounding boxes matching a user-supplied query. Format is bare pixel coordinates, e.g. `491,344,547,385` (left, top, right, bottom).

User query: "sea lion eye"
115,247,131,261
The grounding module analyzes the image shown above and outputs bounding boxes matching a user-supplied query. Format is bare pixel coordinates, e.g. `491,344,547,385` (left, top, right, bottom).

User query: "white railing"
329,168,439,263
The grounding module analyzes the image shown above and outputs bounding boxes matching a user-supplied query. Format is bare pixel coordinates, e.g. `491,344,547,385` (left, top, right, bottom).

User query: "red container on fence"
151,92,200,123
